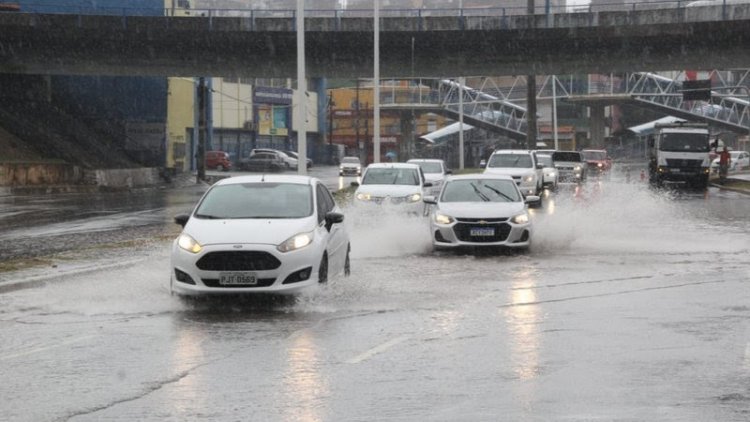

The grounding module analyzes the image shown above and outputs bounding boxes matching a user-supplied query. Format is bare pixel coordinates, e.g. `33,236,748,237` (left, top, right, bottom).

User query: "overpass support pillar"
589,105,606,148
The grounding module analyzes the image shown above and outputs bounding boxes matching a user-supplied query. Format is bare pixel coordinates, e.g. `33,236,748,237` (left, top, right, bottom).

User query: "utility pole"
296,0,307,175
526,0,538,150
373,0,381,163
196,76,207,183
328,93,335,163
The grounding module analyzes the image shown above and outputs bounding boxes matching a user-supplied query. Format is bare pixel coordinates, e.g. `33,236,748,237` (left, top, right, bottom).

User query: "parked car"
353,163,432,213
710,150,750,172
170,175,350,296
423,174,535,251
552,150,587,183
284,150,313,168
582,149,613,175
534,152,558,190
238,152,286,172
339,156,362,176
407,158,451,195
205,150,232,171
250,148,299,169
483,149,544,207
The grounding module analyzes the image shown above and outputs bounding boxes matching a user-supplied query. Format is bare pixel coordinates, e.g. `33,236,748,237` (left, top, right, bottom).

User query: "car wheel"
344,245,351,277
318,253,328,284
216,164,224,172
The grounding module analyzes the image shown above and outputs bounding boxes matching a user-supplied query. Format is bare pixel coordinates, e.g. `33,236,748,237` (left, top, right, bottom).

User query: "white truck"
647,123,711,189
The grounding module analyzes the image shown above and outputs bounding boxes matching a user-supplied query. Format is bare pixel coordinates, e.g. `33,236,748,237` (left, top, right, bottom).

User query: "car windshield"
583,151,607,160
362,168,419,185
660,133,709,152
412,162,443,173
536,154,553,167
552,152,582,162
342,157,360,164
488,154,532,168
195,183,312,219
441,179,521,203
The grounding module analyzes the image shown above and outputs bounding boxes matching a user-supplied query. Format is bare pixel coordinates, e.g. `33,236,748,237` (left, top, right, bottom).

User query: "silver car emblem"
233,245,243,249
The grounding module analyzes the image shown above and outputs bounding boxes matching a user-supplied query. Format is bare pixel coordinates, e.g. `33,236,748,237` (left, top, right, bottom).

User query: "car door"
316,183,346,274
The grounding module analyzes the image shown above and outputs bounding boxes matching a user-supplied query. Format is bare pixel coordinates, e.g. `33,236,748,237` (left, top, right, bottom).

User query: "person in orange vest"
718,146,731,184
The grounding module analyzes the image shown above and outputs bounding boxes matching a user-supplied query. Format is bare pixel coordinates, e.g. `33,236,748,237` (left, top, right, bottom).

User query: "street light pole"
459,76,465,170
296,0,307,175
328,93,335,164
373,0,381,163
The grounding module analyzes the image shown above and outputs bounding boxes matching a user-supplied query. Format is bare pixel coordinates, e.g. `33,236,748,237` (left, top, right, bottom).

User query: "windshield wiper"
482,184,514,202
470,183,491,202
195,213,223,219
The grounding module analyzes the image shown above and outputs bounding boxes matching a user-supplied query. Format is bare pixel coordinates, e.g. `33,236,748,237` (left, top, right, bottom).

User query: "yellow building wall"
166,78,194,172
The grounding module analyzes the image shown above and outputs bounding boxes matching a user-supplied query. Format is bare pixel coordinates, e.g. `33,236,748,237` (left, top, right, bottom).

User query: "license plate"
219,272,257,286
470,227,495,237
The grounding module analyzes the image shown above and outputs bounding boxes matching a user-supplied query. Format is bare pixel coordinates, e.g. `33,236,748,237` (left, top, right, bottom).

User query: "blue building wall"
19,0,163,15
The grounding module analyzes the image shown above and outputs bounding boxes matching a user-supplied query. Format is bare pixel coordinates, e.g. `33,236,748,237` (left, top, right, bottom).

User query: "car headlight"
434,213,454,225
339,165,344,170
545,171,556,177
356,192,371,201
277,232,314,253
511,213,529,224
177,233,202,254
522,175,534,183
407,193,422,202
574,165,582,172
597,163,603,167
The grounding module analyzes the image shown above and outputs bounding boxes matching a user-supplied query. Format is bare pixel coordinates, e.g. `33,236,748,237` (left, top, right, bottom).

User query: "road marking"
345,335,409,364
1,335,95,361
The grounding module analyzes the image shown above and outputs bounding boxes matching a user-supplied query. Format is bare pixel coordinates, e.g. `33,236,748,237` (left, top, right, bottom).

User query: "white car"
250,148,299,170
423,174,536,250
552,150,587,183
339,156,362,176
711,150,750,172
534,152,558,190
353,163,431,213
407,158,451,195
170,175,350,296
483,149,544,207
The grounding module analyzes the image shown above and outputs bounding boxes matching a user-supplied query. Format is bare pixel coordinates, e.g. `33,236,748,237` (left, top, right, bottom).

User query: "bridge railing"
5,1,746,26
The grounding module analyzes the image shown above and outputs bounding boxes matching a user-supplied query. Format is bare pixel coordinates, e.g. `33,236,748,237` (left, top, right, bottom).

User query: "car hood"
184,217,315,246
554,161,583,167
341,163,361,168
437,201,526,219
356,184,421,197
484,167,535,177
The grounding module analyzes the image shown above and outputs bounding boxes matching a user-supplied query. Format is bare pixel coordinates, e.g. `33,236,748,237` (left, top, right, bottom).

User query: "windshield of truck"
536,154,553,167
659,133,709,152
552,151,582,162
488,154,532,168
583,150,607,160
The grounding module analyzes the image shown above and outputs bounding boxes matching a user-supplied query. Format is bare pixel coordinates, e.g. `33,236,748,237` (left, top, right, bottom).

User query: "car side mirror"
536,163,544,169
350,181,360,187
524,195,540,204
446,169,453,174
174,214,190,227
423,182,433,188
324,211,344,231
423,196,437,205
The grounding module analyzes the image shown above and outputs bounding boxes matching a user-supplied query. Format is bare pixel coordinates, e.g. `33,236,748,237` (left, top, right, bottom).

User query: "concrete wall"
0,162,161,190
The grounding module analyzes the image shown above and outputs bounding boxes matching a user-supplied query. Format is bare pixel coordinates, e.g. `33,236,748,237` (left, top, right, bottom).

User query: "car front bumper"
430,219,531,248
170,242,322,296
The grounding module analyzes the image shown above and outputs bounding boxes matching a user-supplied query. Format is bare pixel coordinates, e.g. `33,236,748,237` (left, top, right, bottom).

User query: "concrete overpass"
1,4,750,77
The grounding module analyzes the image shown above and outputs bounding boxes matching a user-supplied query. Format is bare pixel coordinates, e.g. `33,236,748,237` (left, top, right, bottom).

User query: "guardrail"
1,0,745,21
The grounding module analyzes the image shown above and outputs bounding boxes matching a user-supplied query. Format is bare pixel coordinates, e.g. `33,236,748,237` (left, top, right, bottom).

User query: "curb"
709,182,750,196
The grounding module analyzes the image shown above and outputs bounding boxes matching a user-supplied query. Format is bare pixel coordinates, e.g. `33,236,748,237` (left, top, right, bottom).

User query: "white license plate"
219,272,257,286
470,227,495,237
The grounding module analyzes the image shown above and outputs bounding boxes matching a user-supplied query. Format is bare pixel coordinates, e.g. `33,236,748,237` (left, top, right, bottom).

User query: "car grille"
666,159,703,168
453,222,511,243
456,217,508,223
201,278,277,288
196,251,281,271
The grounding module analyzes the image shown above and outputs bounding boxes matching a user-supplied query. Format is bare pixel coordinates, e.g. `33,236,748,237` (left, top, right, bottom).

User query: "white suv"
483,149,543,207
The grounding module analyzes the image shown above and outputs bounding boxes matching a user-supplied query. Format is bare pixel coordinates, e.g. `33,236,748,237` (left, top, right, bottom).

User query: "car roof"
445,174,514,182
490,149,532,155
214,175,317,186
365,163,420,169
407,158,444,163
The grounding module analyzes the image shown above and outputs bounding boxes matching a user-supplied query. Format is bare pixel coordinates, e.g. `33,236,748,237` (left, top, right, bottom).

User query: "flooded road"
1,169,749,421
